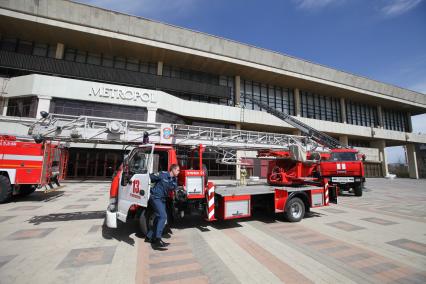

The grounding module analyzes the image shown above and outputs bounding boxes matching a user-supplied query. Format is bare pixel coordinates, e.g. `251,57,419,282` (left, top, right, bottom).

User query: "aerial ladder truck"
249,98,365,196
28,110,338,236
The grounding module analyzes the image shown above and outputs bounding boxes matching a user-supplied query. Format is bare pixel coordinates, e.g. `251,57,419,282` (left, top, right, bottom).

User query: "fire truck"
0,135,67,203
29,111,338,236
251,98,366,196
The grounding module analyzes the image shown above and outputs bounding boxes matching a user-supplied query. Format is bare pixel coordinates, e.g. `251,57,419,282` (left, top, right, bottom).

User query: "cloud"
381,0,423,16
75,0,199,20
293,0,343,10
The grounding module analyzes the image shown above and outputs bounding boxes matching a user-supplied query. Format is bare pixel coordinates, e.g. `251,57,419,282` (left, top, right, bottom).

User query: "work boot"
152,239,169,248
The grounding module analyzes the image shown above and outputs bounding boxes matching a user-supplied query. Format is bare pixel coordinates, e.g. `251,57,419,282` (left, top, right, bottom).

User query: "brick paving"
0,178,425,283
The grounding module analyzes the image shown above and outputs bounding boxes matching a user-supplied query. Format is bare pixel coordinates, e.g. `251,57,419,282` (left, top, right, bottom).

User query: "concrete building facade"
0,0,425,179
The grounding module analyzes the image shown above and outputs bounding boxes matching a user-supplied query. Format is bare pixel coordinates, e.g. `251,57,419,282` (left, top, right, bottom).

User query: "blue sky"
78,0,426,163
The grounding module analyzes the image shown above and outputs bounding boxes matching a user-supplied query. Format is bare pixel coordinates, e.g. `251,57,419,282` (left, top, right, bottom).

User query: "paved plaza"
0,178,425,283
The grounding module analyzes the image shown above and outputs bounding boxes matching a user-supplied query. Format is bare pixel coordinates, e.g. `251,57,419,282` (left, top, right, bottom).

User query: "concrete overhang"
0,0,425,114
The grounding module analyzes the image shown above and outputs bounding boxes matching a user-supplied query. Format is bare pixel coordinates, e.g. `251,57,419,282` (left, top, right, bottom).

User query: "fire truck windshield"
330,152,357,161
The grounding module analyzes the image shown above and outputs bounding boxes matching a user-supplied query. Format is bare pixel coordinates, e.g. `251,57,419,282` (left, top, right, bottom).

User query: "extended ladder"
29,113,322,149
248,98,348,149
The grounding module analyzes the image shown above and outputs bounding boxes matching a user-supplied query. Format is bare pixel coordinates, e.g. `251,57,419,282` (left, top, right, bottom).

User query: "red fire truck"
251,98,366,197
106,142,337,234
27,113,338,236
0,135,67,203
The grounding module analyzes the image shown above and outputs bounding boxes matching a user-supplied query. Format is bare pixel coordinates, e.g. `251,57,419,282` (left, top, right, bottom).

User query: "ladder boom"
248,98,347,149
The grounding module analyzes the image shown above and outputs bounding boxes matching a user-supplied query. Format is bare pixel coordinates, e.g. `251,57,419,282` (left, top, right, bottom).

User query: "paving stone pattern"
0,179,425,283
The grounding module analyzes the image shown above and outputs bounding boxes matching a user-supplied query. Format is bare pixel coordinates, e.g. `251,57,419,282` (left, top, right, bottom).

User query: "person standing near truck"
145,164,180,248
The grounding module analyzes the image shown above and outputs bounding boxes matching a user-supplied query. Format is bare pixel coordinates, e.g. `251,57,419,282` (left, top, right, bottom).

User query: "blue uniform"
146,171,178,240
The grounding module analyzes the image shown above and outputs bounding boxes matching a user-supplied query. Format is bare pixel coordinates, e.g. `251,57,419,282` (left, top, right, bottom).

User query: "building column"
55,43,65,59
1,97,8,116
371,139,388,176
406,144,419,179
234,75,241,106
339,135,348,146
406,112,413,133
377,106,384,128
157,61,163,76
294,88,301,117
340,97,347,123
147,107,157,123
36,96,51,118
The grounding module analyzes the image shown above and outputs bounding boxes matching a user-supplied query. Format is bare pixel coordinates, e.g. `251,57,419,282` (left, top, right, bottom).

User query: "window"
87,52,101,65
16,40,33,55
6,97,38,118
219,75,234,106
50,99,147,121
300,90,341,122
64,48,77,61
346,100,378,128
348,139,370,148
75,50,87,63
33,43,48,57
162,64,220,85
101,54,114,67
382,109,408,132
47,45,57,58
114,56,125,69
330,152,357,161
126,57,139,71
0,37,17,51
240,79,294,115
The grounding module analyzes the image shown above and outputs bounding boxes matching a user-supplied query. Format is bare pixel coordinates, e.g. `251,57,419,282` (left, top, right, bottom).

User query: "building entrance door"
66,149,123,180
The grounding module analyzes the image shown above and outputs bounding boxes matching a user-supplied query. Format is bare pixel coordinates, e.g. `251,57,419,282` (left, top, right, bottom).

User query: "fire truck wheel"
354,185,363,197
19,185,36,196
138,208,154,236
285,197,305,222
0,175,12,203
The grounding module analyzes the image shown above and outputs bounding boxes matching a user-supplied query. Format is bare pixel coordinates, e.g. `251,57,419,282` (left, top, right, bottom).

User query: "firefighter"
240,166,247,185
145,164,180,248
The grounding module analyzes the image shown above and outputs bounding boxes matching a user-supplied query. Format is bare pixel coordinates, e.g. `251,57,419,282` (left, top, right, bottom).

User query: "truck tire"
138,208,154,237
19,185,36,196
354,184,363,197
284,197,305,222
0,175,12,203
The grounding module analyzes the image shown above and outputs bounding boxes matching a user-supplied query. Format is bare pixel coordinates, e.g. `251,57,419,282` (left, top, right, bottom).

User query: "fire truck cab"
106,144,207,234
319,148,365,196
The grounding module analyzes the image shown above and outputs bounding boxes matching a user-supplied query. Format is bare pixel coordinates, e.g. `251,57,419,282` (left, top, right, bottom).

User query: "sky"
77,0,426,163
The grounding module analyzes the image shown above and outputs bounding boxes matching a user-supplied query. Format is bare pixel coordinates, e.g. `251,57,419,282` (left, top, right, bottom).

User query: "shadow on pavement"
28,210,105,225
11,191,66,203
102,221,140,247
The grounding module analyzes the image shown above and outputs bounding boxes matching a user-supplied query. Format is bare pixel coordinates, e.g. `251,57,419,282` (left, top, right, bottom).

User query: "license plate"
331,177,354,183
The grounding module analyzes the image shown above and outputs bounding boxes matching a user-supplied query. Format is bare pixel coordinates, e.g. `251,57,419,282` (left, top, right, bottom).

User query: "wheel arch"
286,191,310,212
0,169,15,184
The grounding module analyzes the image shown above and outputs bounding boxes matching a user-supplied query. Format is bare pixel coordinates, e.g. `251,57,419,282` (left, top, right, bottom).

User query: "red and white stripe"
206,182,216,221
2,154,43,161
324,182,329,206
